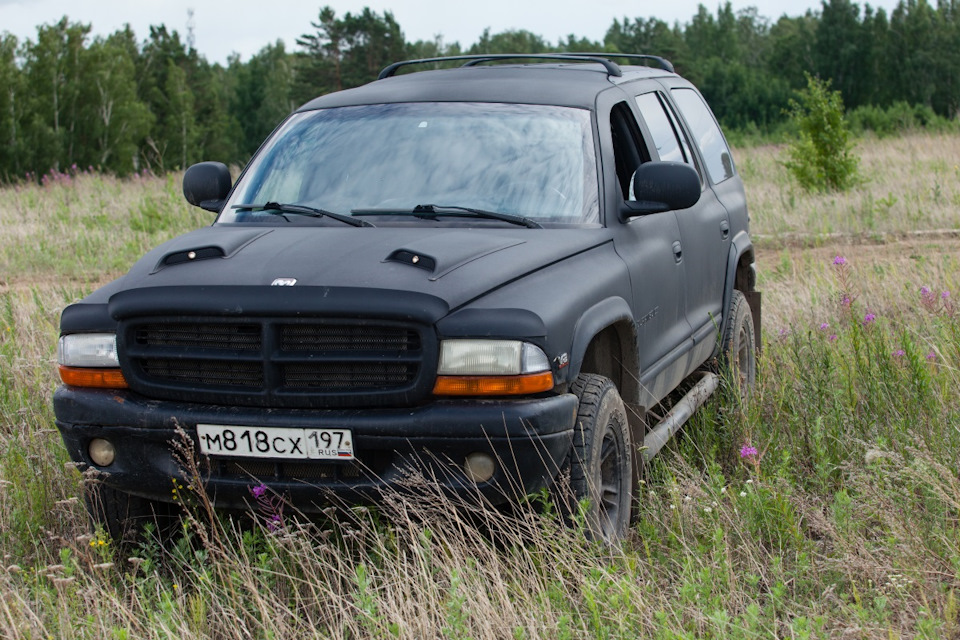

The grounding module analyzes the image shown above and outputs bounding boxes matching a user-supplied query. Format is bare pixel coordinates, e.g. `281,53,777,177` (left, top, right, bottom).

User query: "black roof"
298,62,675,112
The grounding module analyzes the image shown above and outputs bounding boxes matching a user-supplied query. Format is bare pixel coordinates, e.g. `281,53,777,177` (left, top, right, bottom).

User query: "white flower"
739,491,747,497
720,487,727,494
704,507,712,513
746,479,754,484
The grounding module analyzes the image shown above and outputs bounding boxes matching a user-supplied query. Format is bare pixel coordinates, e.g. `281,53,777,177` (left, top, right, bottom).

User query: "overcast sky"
2,0,905,66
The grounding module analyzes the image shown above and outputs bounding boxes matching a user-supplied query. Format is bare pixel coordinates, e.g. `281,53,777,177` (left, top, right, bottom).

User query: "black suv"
54,54,760,541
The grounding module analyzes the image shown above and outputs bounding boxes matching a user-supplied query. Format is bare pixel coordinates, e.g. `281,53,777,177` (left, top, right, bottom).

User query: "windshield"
220,102,599,226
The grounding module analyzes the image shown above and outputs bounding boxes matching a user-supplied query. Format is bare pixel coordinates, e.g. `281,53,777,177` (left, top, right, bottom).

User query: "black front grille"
282,362,417,389
136,323,262,350
121,318,432,408
140,358,264,387
280,324,419,352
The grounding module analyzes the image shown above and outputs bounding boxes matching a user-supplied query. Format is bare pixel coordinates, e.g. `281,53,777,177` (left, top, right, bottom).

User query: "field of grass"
1,134,959,638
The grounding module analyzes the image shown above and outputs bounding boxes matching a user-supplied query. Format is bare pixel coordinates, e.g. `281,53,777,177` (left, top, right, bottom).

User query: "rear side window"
671,88,735,184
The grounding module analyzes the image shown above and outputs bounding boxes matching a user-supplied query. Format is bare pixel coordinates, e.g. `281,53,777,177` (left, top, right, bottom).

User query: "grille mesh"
282,362,417,389
281,324,419,352
140,358,263,387
136,323,261,350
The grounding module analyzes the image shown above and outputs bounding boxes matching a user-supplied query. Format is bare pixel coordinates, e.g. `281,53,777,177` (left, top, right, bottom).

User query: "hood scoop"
383,232,524,280
161,246,225,267
151,228,273,274
385,249,437,272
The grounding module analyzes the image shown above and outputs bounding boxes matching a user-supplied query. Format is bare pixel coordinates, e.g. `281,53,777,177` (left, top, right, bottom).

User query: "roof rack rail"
562,52,675,74
378,54,623,80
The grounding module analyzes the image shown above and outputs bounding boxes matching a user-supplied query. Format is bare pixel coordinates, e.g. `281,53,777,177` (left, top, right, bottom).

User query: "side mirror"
183,162,232,212
621,161,701,218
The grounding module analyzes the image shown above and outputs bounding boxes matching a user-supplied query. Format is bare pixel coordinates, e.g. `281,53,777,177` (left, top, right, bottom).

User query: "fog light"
463,452,495,483
88,438,116,467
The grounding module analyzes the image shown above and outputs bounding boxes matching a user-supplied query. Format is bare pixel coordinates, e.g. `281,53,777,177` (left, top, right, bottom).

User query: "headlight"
57,333,119,368
434,339,554,396
438,339,550,375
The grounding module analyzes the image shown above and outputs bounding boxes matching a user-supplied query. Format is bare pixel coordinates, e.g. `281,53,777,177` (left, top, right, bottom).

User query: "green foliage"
0,34,26,180
294,6,406,100
232,41,296,158
469,28,549,55
848,101,960,138
783,74,860,192
2,2,960,182
80,31,153,174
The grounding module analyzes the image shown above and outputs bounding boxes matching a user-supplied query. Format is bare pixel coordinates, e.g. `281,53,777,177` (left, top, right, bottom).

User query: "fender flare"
568,296,639,402
719,231,760,350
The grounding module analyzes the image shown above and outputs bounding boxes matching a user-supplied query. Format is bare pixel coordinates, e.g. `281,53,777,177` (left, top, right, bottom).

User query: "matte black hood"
112,225,612,312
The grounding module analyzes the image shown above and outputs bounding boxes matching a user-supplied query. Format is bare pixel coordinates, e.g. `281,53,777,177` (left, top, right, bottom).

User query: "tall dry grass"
739,132,960,239
0,169,208,286
1,132,960,638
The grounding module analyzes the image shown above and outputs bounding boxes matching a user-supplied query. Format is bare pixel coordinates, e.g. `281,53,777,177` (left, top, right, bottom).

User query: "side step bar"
641,372,719,462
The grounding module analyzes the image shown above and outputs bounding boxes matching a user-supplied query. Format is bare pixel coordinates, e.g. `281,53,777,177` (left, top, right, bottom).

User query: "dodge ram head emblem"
271,278,297,286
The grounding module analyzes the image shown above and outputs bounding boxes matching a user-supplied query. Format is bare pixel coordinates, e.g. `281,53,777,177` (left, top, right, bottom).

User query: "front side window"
635,92,685,164
221,102,600,225
670,88,735,184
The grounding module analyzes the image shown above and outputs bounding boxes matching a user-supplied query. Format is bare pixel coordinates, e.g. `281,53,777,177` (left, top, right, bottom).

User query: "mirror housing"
621,161,701,219
183,162,232,212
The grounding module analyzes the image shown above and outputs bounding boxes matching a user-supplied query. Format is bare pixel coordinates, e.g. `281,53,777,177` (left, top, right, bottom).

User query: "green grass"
1,134,960,638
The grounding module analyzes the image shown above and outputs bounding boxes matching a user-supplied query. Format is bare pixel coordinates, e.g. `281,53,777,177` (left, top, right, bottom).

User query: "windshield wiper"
232,202,374,227
352,204,541,229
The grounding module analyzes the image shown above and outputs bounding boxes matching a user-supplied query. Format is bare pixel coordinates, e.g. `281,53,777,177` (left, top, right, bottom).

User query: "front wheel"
560,373,633,542
84,483,178,548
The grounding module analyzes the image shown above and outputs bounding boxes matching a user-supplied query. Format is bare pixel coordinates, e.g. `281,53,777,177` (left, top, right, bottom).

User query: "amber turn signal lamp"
59,366,129,389
433,371,553,396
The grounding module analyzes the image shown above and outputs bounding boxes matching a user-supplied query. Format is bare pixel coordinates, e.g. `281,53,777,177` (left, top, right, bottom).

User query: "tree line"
1,0,958,182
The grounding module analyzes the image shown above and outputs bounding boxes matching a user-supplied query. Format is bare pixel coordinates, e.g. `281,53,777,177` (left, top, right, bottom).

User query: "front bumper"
54,386,577,511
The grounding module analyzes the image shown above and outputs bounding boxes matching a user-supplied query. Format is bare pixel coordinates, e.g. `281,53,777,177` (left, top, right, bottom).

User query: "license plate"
196,424,354,460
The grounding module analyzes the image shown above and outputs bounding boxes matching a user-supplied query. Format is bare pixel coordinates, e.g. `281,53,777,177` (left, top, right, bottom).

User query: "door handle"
672,241,682,263
720,220,730,239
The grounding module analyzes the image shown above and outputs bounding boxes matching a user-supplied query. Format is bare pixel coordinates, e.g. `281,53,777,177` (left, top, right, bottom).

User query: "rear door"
633,87,733,364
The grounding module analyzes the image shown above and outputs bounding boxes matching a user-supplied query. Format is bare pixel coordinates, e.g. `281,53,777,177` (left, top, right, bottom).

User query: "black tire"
561,373,633,542
84,483,177,547
721,290,757,396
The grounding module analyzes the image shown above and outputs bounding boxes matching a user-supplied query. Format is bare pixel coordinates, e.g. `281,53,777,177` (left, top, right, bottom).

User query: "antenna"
186,8,196,51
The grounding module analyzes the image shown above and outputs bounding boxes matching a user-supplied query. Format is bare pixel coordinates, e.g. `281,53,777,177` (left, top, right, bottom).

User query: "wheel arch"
568,297,639,404
720,233,761,352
